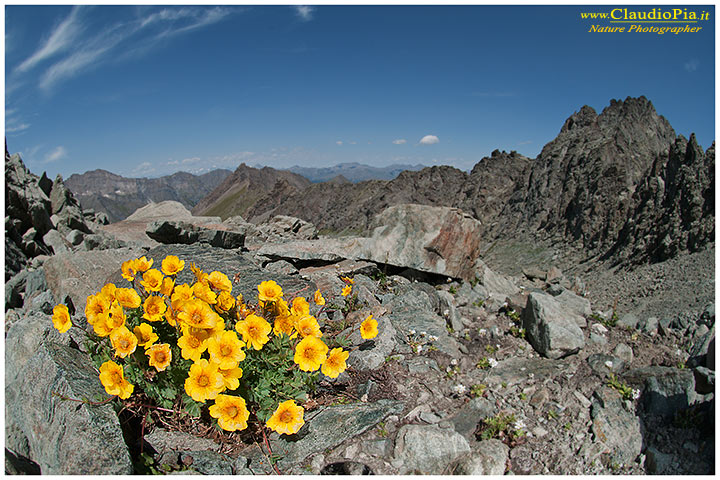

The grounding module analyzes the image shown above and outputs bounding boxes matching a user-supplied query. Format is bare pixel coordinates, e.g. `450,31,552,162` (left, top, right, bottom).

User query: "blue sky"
4,4,715,178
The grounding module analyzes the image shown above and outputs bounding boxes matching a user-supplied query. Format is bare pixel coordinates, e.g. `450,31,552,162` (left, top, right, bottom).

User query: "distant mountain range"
285,162,427,183
195,96,714,265
64,169,232,223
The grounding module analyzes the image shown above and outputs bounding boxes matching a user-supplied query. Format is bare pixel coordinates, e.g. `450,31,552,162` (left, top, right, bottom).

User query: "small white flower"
420,331,427,337
528,373,534,379
496,344,501,349
513,419,526,431
488,358,499,368
452,384,466,395
478,328,487,336
444,309,450,317
409,329,416,335
416,345,423,353
604,360,614,369
632,389,641,400
450,358,458,366
429,335,438,342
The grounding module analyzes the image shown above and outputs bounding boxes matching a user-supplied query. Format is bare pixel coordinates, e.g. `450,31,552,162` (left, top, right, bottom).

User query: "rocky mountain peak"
560,105,598,133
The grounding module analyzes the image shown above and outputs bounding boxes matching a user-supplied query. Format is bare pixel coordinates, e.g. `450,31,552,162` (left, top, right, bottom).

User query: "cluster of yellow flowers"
51,254,379,436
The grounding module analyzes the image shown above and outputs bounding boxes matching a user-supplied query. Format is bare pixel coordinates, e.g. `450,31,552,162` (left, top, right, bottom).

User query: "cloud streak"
16,6,235,93
44,146,67,163
15,6,84,74
392,139,407,145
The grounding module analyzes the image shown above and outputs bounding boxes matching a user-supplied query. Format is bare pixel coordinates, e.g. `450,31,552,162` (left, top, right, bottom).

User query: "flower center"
111,372,122,384
220,345,233,356
119,339,130,349
197,374,209,387
226,406,238,418
189,336,200,348
155,352,166,363
279,410,293,423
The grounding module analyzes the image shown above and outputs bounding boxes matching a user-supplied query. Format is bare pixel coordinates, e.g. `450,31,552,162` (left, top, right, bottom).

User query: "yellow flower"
208,271,232,292
171,283,194,308
341,276,354,284
190,262,208,283
291,297,310,316
314,289,326,306
110,325,138,358
185,359,224,402
98,361,134,399
296,315,322,338
293,336,328,372
107,301,126,331
140,269,164,293
216,291,236,312
322,347,349,379
273,313,297,337
146,343,172,371
85,293,111,326
266,400,305,435
258,280,283,304
160,276,175,297
134,323,159,349
165,305,180,327
235,314,271,350
51,304,72,333
134,256,154,273
360,314,379,340
177,299,219,330
121,259,138,282
161,255,185,276
177,327,211,362
207,330,246,369
218,366,243,391
143,295,167,322
209,394,250,432
101,283,117,300
115,288,141,309
92,314,114,337
341,285,352,297
193,281,217,305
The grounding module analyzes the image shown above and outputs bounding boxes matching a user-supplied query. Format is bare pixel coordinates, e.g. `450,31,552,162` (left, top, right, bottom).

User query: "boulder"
270,400,403,470
6,311,132,474
146,220,245,249
590,387,643,466
624,366,696,418
393,424,471,474
43,246,145,310
522,292,585,359
346,313,398,371
450,440,508,475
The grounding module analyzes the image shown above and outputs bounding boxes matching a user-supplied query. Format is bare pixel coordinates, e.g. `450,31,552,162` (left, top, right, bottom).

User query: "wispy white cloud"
336,140,343,145
684,59,700,72
132,161,155,176
15,6,84,74
6,123,31,133
44,146,67,163
392,139,407,145
22,6,236,93
419,135,439,145
517,140,532,146
294,6,315,21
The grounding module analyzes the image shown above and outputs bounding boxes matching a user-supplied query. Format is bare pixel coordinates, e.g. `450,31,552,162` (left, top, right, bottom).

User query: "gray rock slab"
449,397,497,440
553,289,592,323
624,366,696,418
271,399,403,470
522,292,585,359
449,439,508,475
393,423,471,474
347,314,398,371
43,246,145,310
6,342,132,474
383,288,461,357
482,356,572,387
145,429,219,456
590,387,643,466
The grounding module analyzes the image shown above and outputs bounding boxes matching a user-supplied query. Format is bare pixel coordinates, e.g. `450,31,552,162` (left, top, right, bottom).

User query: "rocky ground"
5,179,715,474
